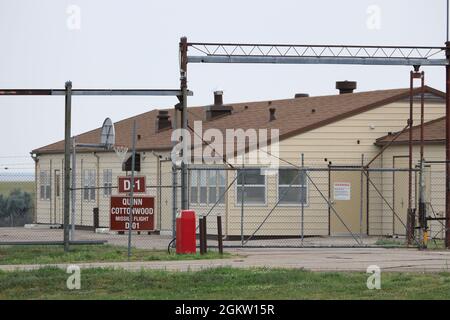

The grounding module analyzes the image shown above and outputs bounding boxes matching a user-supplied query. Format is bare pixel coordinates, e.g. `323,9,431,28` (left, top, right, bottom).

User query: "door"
53,170,61,225
393,156,410,236
329,169,367,236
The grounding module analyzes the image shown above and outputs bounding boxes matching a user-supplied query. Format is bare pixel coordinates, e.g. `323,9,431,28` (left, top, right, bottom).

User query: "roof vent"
295,93,309,98
336,81,357,94
155,110,172,132
269,108,276,121
205,91,233,120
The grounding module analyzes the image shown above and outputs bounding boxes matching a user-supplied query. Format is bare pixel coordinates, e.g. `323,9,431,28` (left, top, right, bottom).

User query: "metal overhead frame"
0,84,193,251
180,37,450,248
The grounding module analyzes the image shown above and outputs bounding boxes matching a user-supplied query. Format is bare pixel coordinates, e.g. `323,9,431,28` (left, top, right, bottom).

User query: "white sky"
0,0,447,171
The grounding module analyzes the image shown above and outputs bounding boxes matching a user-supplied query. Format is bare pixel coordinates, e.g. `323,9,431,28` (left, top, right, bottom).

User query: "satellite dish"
100,118,115,149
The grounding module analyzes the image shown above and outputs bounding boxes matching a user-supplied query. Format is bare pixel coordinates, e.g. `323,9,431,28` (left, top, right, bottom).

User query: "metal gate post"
446,41,450,249
301,153,305,246
172,165,178,240
63,81,72,252
360,154,364,242
241,168,245,246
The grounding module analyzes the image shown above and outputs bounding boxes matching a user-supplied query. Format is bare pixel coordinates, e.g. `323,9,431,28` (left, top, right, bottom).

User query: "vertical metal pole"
240,164,245,246
360,154,364,241
180,37,189,211
172,165,177,240
420,71,425,166
70,137,76,241
419,71,426,248
301,153,304,246
407,70,414,245
447,0,449,42
217,215,223,255
445,41,450,248
199,216,205,255
63,81,72,252
128,120,137,259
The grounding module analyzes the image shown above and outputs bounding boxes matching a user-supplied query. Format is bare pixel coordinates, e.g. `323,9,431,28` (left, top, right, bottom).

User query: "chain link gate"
186,163,421,248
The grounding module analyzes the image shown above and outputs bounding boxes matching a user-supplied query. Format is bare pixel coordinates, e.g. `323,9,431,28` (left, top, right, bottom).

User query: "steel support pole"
360,154,364,241
446,41,450,248
70,137,76,241
419,71,426,248
301,153,304,246
127,120,137,259
180,37,189,211
217,215,223,254
407,71,414,245
63,81,72,252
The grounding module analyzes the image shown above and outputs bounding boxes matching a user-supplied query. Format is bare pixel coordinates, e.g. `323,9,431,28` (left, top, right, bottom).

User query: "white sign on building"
334,182,351,201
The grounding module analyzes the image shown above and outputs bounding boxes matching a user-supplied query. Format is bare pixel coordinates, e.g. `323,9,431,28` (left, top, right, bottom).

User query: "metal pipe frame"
186,42,447,66
0,84,193,252
0,89,193,96
183,38,450,248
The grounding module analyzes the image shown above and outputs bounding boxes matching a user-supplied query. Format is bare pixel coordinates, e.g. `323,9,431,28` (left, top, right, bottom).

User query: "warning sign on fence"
110,196,154,231
334,182,351,201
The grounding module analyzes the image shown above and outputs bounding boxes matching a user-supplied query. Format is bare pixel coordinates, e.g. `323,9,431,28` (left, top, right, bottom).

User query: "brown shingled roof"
32,86,445,155
376,116,446,146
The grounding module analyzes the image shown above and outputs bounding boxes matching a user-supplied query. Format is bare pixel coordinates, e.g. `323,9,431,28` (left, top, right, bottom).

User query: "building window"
278,168,308,205
39,171,51,200
236,169,266,205
103,169,112,196
190,170,226,206
83,169,96,201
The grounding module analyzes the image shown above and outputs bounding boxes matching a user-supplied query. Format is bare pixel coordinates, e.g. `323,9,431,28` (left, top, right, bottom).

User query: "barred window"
83,169,96,201
278,168,308,205
103,169,113,196
39,171,51,200
236,169,266,205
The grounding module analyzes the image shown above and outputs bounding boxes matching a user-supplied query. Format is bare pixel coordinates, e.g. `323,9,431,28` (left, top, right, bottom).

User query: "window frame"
103,169,113,197
83,169,96,202
189,169,226,207
235,168,267,207
276,167,309,207
39,170,51,201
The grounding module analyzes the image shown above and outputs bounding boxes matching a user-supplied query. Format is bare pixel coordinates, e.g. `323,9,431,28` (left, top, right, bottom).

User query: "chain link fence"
187,163,422,248
0,153,441,251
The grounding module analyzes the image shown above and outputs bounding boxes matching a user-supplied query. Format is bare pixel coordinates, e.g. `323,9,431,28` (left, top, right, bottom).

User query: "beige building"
31,83,446,239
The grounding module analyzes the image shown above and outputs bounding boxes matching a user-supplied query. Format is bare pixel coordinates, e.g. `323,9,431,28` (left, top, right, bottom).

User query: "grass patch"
375,238,447,250
375,238,407,247
0,245,231,265
0,182,34,196
1,267,450,300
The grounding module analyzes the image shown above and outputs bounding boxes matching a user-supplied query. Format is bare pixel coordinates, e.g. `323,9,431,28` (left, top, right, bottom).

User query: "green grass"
0,245,230,265
1,267,450,299
375,238,407,247
0,182,34,196
375,238,446,250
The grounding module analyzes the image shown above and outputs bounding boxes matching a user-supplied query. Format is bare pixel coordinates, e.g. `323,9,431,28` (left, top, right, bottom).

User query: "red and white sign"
110,196,154,231
118,176,146,193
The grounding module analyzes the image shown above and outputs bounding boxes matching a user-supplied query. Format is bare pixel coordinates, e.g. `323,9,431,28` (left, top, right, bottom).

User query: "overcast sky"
0,0,447,171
